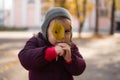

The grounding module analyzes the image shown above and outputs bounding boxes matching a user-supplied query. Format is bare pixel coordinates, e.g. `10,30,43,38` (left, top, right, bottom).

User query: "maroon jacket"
18,32,86,80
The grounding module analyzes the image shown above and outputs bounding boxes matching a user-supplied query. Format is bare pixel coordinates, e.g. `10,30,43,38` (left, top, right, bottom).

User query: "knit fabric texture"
41,7,71,40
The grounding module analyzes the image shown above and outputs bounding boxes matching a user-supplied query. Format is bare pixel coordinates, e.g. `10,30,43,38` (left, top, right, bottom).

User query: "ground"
0,31,120,80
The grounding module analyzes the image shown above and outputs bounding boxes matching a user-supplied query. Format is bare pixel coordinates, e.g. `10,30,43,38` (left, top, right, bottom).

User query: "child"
18,7,86,80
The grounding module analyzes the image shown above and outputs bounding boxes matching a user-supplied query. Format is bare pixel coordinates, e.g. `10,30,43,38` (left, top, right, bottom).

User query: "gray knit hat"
41,7,71,40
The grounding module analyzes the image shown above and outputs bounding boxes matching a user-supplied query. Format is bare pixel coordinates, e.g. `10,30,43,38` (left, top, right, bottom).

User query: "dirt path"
0,32,120,80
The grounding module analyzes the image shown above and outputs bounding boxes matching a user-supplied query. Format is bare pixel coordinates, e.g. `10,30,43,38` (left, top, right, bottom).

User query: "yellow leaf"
52,20,65,41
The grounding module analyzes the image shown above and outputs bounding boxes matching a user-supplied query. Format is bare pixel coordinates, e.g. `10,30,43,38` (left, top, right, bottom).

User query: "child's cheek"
50,35,58,45
65,37,71,43
65,34,71,43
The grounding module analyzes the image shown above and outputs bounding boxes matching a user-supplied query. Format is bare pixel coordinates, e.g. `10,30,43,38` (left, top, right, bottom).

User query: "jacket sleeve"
63,42,86,76
18,36,50,71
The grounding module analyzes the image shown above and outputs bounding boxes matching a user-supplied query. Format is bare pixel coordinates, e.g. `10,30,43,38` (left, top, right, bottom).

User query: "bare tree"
95,0,99,34
110,0,115,35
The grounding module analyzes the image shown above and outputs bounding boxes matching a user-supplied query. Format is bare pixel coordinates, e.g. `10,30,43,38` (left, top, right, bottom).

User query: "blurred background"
0,0,120,80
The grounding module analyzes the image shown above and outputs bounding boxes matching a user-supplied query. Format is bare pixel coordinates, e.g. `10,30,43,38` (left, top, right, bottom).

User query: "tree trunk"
110,0,115,35
75,0,81,36
79,0,87,33
95,0,99,34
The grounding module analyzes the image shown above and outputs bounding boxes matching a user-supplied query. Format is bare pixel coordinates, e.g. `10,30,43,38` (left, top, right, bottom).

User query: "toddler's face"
47,20,72,45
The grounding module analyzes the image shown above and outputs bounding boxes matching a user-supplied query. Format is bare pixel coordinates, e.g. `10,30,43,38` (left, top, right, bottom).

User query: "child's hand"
55,45,64,56
57,43,72,62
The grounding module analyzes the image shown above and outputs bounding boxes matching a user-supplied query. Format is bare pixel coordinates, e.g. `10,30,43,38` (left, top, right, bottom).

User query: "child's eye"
65,30,71,33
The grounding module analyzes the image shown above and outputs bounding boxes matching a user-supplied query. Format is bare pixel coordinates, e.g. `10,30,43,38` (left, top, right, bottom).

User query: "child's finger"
57,43,69,48
59,50,64,56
